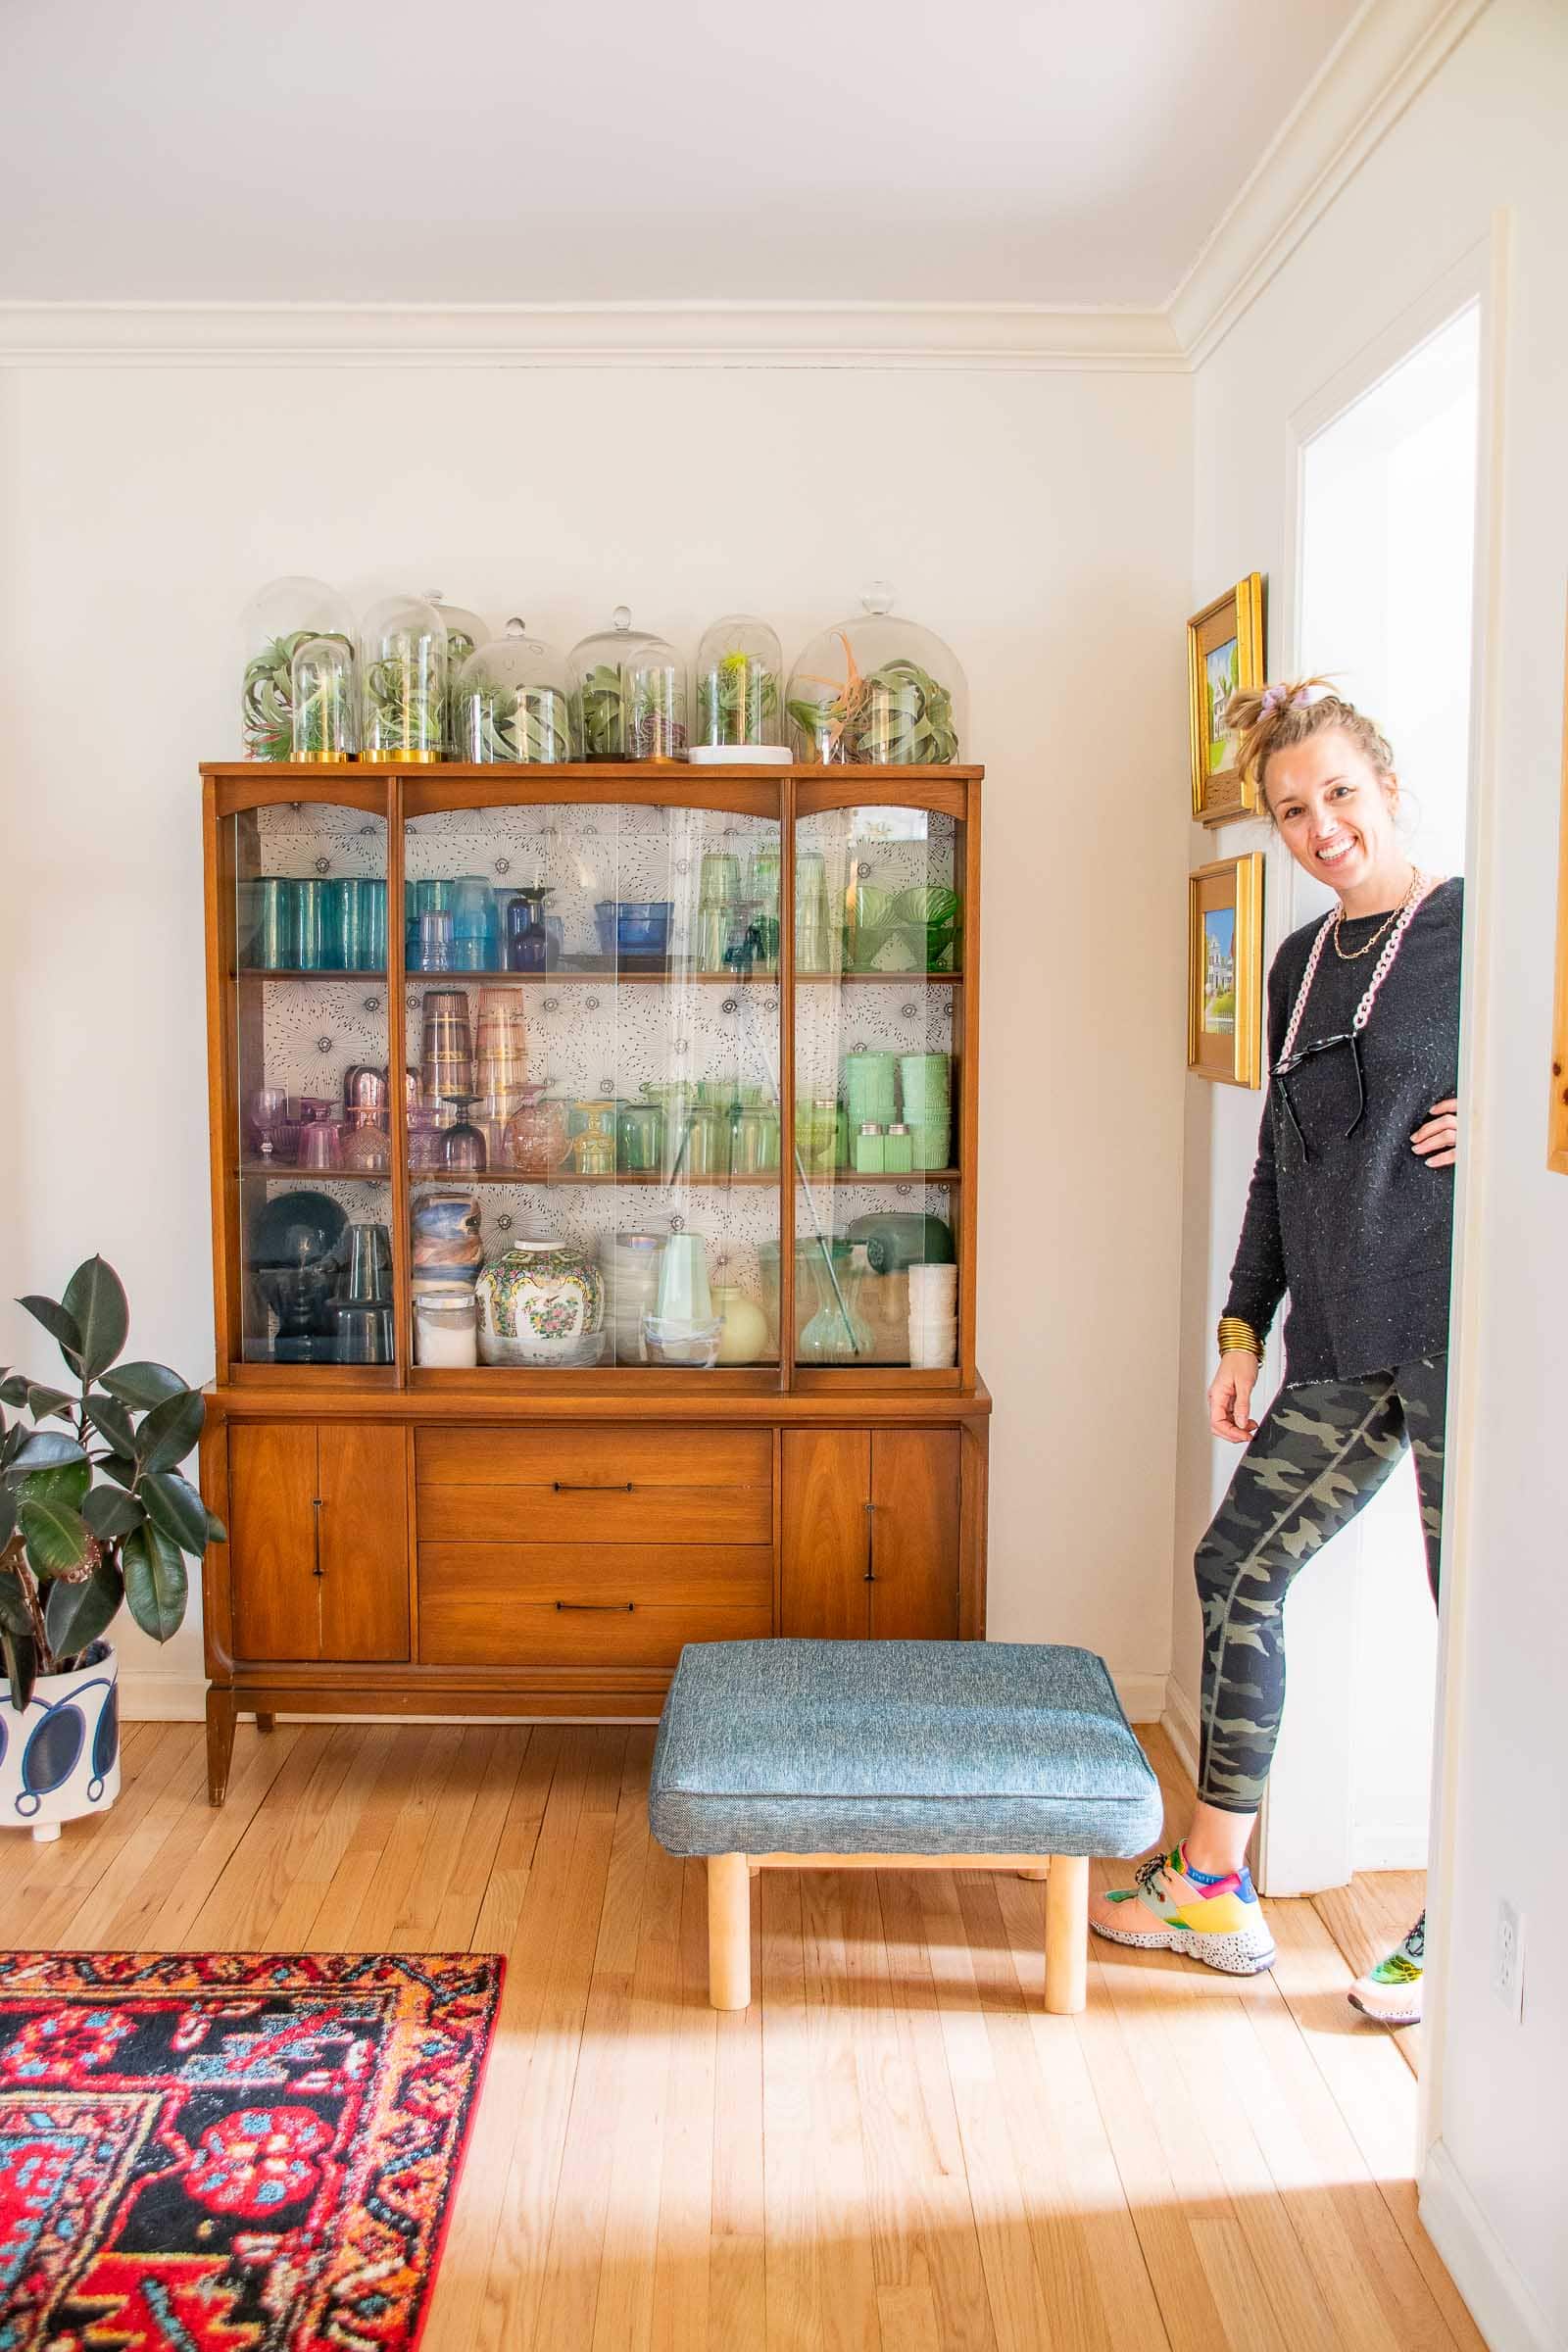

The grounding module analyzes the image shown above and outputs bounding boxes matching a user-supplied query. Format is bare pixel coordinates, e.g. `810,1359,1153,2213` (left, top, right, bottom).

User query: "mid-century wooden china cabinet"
198,760,990,1802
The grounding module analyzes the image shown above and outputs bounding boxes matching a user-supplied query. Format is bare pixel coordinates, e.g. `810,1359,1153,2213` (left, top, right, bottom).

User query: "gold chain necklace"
1331,869,1419,961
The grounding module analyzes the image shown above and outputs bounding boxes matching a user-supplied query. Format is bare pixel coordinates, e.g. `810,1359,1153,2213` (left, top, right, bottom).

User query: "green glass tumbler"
295,877,339,971
616,1102,663,1173
337,876,387,971
250,876,299,970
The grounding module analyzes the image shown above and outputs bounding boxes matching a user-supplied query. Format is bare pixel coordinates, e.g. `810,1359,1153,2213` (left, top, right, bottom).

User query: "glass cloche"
240,576,354,761
290,635,356,762
360,591,447,763
452,619,577,763
786,583,965,765
623,628,687,763
691,613,786,762
566,607,658,760
424,590,488,756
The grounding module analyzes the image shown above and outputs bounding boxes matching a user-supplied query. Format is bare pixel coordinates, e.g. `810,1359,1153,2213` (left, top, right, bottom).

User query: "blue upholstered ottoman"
649,1639,1162,2014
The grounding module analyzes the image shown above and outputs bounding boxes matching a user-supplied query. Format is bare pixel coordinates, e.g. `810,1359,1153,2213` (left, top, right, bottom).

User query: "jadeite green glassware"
616,1102,663,1173
799,1239,872,1361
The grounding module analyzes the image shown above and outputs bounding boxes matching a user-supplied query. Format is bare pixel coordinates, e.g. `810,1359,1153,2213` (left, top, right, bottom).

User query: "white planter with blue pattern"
1,1642,121,1841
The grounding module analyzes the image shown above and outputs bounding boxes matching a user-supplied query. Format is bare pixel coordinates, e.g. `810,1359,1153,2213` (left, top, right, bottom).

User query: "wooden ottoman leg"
709,1854,752,2011
1044,1855,1089,2015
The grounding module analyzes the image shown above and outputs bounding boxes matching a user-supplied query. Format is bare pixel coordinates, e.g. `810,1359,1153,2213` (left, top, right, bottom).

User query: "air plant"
574,662,624,759
461,679,575,764
365,634,443,758
625,667,687,761
243,630,351,761
697,651,780,747
788,634,959,765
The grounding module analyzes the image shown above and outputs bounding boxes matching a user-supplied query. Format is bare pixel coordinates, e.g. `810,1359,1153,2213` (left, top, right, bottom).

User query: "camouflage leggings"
1197,1353,1447,1814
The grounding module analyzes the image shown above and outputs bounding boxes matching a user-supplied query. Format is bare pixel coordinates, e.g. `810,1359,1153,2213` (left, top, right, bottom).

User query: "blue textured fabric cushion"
648,1640,1162,1858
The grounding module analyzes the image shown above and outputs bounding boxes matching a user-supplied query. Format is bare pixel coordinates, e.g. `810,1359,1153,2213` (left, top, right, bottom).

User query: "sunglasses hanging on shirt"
1271,871,1435,1162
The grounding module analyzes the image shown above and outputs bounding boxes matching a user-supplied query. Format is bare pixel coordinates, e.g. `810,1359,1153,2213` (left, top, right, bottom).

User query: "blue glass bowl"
594,901,672,959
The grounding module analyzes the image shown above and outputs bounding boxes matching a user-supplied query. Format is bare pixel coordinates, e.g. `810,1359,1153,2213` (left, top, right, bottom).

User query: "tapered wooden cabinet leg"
708,1854,752,2011
205,1687,238,1809
1044,1854,1089,2014
255,1712,275,1733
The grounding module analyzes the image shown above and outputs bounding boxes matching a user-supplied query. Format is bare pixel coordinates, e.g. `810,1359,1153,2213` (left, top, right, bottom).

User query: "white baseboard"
1420,2140,1555,2352
1159,1678,1201,1784
123,1666,1172,1728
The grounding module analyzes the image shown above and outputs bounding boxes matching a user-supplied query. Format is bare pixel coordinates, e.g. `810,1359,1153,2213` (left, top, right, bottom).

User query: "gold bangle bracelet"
1217,1317,1264,1361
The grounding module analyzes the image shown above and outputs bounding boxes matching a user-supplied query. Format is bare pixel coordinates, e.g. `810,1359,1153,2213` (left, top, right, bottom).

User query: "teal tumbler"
337,876,388,971
295,877,340,971
251,876,300,970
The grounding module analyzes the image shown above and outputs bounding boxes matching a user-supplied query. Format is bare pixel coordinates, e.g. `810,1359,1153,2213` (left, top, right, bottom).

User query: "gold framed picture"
1549,609,1568,1174
1189,572,1266,824
1189,853,1264,1088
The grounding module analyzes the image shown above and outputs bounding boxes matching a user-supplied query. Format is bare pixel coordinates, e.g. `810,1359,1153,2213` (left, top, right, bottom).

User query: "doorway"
1254,302,1481,1944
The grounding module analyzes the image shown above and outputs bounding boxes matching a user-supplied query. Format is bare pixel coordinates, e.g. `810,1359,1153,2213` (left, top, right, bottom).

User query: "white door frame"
1252,224,1506,1951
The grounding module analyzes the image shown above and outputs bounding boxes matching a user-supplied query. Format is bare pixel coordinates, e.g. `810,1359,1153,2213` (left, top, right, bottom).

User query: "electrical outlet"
1493,1898,1524,2021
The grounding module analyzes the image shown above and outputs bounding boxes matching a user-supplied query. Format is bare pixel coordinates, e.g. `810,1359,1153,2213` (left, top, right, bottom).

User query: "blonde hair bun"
1226,676,1395,803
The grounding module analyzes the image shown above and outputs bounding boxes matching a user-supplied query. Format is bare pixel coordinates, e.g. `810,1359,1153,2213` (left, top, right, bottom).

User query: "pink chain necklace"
1275,869,1437,1070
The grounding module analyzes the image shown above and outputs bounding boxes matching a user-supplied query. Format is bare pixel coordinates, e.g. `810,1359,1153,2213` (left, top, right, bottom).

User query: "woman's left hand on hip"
1410,1096,1459,1167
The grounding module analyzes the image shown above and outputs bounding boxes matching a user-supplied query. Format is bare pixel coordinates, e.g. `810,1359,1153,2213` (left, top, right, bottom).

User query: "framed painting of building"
1189,573,1266,825
1189,853,1264,1088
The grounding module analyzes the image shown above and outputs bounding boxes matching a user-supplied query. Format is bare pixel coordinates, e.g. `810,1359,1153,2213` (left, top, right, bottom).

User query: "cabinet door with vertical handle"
228,1424,321,1661
317,1423,411,1662
780,1430,871,1639
868,1430,960,1640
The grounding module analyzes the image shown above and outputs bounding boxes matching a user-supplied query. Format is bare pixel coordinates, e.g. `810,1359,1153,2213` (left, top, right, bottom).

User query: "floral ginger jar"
475,1237,605,1366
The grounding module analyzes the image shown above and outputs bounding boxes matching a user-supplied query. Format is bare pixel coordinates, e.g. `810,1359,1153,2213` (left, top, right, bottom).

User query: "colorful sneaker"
1090,1844,1277,1975
1348,1912,1424,2027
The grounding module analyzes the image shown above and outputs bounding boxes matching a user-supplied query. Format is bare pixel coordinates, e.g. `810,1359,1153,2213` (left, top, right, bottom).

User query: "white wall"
0,359,1193,1714
1171,0,1568,2337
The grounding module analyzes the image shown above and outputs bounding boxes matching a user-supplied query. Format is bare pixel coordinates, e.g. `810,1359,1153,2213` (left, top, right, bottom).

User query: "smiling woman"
1095,676,1463,2027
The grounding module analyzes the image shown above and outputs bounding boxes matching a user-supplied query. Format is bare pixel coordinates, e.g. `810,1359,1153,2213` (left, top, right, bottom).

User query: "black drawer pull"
555,1599,635,1613
552,1481,634,1493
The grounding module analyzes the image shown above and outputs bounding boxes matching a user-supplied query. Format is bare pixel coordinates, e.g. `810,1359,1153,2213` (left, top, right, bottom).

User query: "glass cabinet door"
792,798,965,1374
227,801,395,1368
403,795,782,1374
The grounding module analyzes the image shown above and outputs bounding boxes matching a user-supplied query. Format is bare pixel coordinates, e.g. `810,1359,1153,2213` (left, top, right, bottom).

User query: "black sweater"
1223,877,1462,1384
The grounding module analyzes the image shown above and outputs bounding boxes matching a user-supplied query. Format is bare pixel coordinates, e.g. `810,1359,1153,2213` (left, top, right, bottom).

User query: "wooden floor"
7,1718,1472,2352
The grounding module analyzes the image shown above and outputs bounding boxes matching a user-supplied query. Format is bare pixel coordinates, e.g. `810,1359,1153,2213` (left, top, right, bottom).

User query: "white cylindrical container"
415,1292,479,1366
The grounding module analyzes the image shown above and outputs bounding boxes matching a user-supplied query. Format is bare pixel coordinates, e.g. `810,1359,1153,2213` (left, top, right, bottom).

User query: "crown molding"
1168,0,1494,368
0,300,1184,371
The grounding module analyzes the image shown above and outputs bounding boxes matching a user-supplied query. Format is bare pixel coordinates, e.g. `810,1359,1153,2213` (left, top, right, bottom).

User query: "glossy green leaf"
100,1360,186,1411
19,1495,93,1579
0,1489,14,1547
85,1396,137,1459
206,1508,228,1545
140,1469,211,1556
0,1373,30,1409
2,1628,37,1710
23,1460,91,1514
100,1452,137,1490
0,1568,32,1636
62,1257,128,1383
6,1431,87,1474
83,1485,146,1541
122,1524,188,1643
17,1294,84,1373
134,1388,205,1474
27,1385,74,1424
44,1559,122,1660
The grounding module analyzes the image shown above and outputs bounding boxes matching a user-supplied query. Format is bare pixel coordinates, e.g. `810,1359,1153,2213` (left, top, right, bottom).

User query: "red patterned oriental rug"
0,1950,504,2350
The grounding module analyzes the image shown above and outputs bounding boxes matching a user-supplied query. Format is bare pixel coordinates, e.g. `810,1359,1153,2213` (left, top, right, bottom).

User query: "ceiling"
3,0,1364,309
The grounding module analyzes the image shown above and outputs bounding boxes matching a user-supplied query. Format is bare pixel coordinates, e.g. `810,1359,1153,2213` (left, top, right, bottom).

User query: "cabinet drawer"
417,1572,771,1667
416,1425,771,1491
417,1481,769,1545
419,1540,772,1611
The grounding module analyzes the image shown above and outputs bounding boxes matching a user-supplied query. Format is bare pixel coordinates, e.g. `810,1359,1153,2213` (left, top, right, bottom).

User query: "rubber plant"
0,1257,224,1710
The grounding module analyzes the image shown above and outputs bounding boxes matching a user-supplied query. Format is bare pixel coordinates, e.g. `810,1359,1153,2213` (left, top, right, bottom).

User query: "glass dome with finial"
453,620,577,763
290,635,356,762
240,576,354,761
360,591,447,763
691,613,786,762
566,607,657,760
786,583,965,765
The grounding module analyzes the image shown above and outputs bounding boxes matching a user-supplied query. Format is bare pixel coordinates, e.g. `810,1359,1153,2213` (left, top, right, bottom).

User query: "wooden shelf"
236,964,956,988
238,1163,391,1180
235,967,388,982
